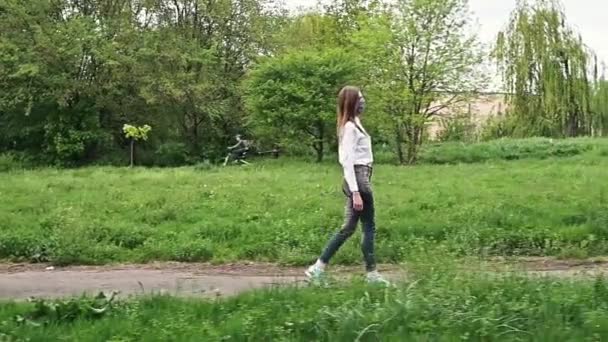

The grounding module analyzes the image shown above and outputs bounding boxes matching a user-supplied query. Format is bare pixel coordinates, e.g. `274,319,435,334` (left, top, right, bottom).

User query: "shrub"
0,153,22,172
155,142,189,167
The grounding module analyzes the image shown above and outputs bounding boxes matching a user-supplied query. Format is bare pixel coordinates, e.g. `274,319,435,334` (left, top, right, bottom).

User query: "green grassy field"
1,267,608,341
1,138,608,265
2,138,608,341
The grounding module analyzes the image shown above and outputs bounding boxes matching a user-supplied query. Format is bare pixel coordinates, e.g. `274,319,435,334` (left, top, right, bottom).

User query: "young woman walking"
306,86,388,284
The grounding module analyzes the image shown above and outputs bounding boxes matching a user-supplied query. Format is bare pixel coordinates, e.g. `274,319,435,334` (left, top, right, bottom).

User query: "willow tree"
591,77,608,137
494,0,597,137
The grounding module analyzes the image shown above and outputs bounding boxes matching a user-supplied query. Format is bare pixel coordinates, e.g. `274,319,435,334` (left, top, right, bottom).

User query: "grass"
418,137,608,164
370,137,608,165
2,138,608,340
1,266,608,341
1,138,608,265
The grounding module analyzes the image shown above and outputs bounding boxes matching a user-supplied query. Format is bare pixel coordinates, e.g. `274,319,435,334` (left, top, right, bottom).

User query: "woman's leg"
359,191,376,272
319,195,360,264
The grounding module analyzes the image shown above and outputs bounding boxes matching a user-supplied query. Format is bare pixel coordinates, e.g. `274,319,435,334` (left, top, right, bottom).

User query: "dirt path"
0,263,300,300
0,263,404,300
2,258,608,300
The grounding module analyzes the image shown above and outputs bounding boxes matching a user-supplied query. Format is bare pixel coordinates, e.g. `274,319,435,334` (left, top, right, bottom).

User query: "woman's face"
357,91,366,117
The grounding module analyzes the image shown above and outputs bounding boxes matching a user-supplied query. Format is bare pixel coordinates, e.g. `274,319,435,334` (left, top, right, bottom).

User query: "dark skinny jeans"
320,165,376,272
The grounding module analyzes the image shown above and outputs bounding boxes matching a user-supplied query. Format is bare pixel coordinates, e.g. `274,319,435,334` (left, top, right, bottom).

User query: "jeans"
320,165,376,272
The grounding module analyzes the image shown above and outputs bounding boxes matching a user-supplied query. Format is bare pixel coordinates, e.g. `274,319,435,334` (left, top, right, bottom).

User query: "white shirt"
339,117,373,192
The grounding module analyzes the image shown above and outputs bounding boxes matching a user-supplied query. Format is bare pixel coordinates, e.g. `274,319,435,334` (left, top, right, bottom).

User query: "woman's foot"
305,260,326,280
366,270,390,285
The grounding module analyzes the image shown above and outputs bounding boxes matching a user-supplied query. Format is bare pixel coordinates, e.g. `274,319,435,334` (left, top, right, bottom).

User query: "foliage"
154,142,190,167
436,113,477,143
352,0,487,164
1,140,607,265
2,0,605,166
0,0,280,166
494,0,599,137
2,273,608,340
123,124,151,167
13,291,119,327
122,125,151,142
0,153,23,172
591,79,608,136
245,49,361,162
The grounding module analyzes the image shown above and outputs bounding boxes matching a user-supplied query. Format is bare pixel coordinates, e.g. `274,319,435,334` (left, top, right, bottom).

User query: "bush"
155,142,189,167
92,150,129,167
479,115,516,141
436,114,477,143
0,153,23,172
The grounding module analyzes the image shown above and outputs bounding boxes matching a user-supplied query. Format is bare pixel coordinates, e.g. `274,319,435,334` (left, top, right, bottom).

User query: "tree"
591,78,608,137
0,0,111,165
135,29,225,157
137,0,280,158
0,0,285,166
123,124,152,167
245,49,360,162
272,12,340,55
353,0,486,163
494,0,596,137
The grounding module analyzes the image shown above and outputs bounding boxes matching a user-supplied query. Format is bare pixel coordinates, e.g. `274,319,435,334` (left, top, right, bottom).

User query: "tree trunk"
130,139,135,167
567,113,578,137
406,140,417,164
314,140,324,163
313,121,325,163
406,126,422,164
395,123,405,164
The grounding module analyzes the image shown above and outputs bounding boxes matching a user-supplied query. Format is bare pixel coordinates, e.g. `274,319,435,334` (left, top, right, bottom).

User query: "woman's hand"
352,192,364,211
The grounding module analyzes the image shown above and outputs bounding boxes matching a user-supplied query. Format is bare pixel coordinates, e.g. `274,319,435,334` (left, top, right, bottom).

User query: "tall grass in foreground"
1,267,608,341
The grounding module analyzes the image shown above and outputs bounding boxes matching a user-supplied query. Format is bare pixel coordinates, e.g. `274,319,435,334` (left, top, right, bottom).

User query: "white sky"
284,0,608,68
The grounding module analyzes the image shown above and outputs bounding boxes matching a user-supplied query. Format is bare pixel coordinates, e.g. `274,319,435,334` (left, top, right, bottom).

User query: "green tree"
353,0,486,163
123,124,152,167
0,0,142,164
143,0,281,158
245,49,360,162
0,0,284,165
494,0,596,137
0,0,110,164
591,78,608,136
274,14,333,51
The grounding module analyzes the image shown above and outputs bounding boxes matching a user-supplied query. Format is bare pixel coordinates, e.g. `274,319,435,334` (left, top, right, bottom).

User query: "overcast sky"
284,0,608,67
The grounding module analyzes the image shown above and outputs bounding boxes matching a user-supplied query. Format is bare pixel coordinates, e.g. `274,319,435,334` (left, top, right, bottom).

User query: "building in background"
427,92,510,140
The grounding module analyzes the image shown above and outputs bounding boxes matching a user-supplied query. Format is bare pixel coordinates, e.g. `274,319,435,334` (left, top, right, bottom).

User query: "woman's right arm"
339,123,360,192
340,124,363,211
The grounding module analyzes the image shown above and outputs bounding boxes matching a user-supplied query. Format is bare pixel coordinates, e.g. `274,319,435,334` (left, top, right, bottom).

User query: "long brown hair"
337,86,360,137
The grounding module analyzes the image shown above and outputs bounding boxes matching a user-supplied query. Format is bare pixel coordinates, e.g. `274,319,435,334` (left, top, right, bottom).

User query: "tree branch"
423,93,467,118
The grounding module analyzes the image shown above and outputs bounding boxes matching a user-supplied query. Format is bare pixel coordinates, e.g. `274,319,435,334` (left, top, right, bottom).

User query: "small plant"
123,124,152,167
15,291,119,326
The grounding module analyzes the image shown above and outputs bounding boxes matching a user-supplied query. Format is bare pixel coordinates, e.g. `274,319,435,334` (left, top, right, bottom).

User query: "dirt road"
0,263,307,300
1,258,607,300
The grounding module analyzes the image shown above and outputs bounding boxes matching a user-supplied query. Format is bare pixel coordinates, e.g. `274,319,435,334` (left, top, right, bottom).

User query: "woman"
306,86,388,284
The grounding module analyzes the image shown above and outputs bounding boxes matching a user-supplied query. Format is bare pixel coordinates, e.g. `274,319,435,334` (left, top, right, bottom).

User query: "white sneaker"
366,270,390,285
305,263,324,280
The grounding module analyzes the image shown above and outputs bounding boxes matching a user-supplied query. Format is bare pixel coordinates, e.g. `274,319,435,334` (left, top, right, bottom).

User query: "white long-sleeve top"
339,117,373,192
